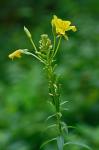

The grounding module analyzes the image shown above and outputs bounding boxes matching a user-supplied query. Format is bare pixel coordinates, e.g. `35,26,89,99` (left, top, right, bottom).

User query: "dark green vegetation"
0,0,99,149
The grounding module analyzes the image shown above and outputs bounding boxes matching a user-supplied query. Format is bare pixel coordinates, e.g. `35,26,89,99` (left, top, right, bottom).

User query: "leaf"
46,112,62,122
40,138,56,149
67,125,77,129
61,108,69,111
57,135,64,150
64,141,92,150
60,101,68,106
45,124,57,131
53,64,58,71
67,126,77,129
61,122,68,135
46,113,57,121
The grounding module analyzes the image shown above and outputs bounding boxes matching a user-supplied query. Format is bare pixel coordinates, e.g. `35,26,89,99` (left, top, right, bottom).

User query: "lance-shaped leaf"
64,141,92,150
40,138,56,149
57,135,64,150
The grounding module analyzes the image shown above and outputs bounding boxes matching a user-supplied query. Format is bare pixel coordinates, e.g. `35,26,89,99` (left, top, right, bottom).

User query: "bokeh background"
0,0,99,150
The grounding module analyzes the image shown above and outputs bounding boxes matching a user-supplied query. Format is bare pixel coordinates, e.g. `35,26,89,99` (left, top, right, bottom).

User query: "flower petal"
51,15,76,37
8,49,24,60
66,26,77,32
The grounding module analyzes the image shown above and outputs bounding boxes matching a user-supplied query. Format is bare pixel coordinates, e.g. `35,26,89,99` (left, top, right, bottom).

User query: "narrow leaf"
40,138,56,149
64,141,92,150
45,124,57,131
57,136,64,150
61,122,68,135
61,108,69,111
60,101,68,106
46,113,57,121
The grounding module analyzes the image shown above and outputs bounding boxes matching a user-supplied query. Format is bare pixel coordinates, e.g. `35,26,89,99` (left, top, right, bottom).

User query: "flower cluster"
39,34,52,53
8,15,77,59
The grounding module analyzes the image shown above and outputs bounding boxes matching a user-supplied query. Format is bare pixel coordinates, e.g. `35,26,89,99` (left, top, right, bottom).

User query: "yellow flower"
51,15,77,37
8,49,24,60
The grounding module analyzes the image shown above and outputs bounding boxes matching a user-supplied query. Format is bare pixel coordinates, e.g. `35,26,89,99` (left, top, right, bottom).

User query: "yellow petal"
51,15,76,36
71,26,77,32
8,49,23,60
51,16,66,35
66,25,77,32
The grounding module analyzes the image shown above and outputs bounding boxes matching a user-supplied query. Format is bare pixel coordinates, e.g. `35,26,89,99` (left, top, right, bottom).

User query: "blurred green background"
0,0,99,150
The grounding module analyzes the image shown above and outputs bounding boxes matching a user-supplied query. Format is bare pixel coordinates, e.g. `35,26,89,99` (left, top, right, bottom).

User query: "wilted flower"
8,49,24,60
51,15,77,38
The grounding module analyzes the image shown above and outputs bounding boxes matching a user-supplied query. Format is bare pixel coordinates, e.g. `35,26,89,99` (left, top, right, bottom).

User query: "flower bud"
39,34,52,53
24,26,32,38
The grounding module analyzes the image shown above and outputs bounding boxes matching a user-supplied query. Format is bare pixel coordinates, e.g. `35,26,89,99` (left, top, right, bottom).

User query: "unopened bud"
39,34,52,53
24,26,31,38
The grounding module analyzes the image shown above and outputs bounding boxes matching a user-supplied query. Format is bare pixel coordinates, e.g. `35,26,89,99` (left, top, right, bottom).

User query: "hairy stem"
46,63,62,135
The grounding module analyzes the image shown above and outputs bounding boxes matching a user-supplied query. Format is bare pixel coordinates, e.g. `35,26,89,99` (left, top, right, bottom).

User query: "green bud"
24,26,31,38
39,34,52,53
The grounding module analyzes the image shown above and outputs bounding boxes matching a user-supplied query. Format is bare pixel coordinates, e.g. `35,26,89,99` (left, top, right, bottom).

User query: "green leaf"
57,135,64,150
61,122,68,135
64,141,92,150
53,64,57,71
60,101,68,106
45,124,57,131
46,113,57,121
67,125,77,129
46,112,62,122
61,108,69,111
40,138,56,149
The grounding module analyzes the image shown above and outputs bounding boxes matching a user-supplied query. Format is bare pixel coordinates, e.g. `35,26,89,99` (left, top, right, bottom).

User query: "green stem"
46,63,62,135
25,51,46,64
52,27,56,52
50,29,56,61
30,38,38,53
53,36,62,58
53,34,56,52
